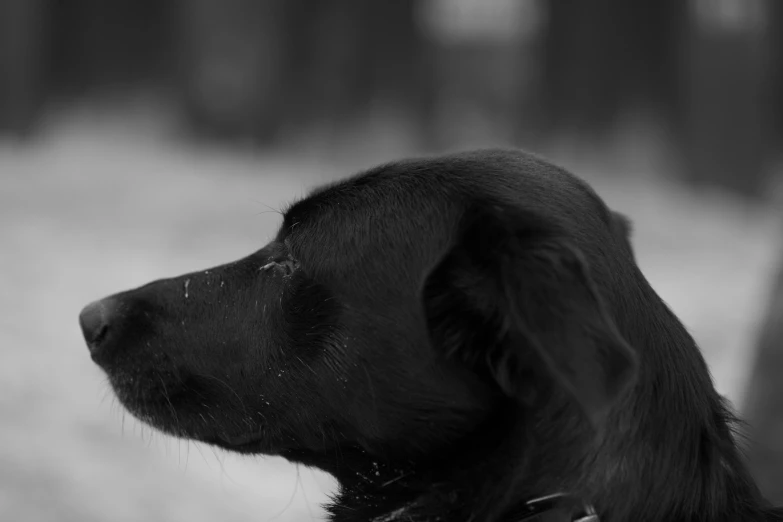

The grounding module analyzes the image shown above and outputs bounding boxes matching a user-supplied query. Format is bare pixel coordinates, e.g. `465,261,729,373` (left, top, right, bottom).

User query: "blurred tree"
363,0,435,141
280,0,433,143
421,0,540,148
679,0,773,199
540,0,682,136
743,250,783,504
48,0,171,97
772,1,783,146
176,0,287,145
279,0,371,132
7,0,779,161
0,0,47,137
541,0,621,134
176,0,432,146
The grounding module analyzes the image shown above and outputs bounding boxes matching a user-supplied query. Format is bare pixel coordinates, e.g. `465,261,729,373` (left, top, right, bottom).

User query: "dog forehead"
279,150,612,254
280,164,459,245
281,151,545,227
275,163,467,288
284,165,440,222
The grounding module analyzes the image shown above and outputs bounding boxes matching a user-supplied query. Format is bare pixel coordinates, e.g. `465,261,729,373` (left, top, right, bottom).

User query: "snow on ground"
0,112,780,521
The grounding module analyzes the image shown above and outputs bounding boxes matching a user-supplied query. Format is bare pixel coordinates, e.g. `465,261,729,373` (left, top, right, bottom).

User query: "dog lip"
217,432,260,446
204,432,277,453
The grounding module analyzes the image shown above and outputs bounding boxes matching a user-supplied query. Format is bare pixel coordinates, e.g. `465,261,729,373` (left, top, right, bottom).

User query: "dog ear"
421,205,638,425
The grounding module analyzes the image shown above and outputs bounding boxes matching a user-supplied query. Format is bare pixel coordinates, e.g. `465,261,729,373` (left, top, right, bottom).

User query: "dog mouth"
200,432,280,453
104,369,288,454
208,432,260,446
114,390,281,453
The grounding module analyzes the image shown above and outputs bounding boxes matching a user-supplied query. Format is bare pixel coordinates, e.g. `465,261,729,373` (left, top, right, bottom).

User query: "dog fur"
79,149,783,521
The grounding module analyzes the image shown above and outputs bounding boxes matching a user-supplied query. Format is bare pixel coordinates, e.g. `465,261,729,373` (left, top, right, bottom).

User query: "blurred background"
1,0,783,520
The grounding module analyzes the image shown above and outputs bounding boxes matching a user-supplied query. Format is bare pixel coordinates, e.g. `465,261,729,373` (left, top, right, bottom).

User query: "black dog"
79,149,782,522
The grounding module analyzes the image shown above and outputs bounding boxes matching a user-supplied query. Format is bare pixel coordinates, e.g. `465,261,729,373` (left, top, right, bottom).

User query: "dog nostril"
79,298,116,354
91,322,109,346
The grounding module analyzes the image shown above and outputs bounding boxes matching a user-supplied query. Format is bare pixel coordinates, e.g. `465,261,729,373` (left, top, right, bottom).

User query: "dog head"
81,149,770,521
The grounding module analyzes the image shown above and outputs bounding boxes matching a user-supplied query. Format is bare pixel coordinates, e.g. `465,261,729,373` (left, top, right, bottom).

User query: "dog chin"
114,395,284,454
109,388,181,435
200,433,285,454
105,372,287,455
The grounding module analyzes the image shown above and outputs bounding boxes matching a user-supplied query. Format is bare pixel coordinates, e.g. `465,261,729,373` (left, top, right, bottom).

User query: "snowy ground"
1,112,780,521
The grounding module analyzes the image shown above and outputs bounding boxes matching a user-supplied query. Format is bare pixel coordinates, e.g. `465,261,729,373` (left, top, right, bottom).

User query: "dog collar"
510,492,599,522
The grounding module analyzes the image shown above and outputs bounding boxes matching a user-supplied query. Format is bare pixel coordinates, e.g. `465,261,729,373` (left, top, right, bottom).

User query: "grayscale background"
1,0,782,520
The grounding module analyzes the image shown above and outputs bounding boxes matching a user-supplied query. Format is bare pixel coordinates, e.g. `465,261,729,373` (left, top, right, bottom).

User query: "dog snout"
79,297,118,361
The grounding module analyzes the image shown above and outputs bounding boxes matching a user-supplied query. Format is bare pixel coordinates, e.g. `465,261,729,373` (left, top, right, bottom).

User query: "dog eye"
260,257,299,276
278,258,298,275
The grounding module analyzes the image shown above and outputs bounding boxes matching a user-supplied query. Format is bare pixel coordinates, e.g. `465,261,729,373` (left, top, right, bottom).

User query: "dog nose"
79,298,117,357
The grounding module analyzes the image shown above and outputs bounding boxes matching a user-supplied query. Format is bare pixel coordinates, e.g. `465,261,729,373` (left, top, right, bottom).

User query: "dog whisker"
381,472,412,488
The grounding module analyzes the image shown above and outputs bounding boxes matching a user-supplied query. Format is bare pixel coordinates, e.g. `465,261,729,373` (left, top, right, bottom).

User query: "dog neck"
305,373,777,522
322,407,603,522
323,397,778,522
583,389,777,521
500,493,599,522
368,492,598,522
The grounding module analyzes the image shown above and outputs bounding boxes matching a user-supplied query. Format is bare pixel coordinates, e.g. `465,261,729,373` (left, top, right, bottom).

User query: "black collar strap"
510,492,599,522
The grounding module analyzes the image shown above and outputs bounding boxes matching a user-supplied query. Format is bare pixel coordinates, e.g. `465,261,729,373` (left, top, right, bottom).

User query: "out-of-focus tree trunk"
679,0,773,199
176,0,287,145
540,0,624,134
49,0,171,97
363,0,435,131
420,0,534,148
540,0,682,137
771,0,783,148
0,0,47,137
621,0,683,131
743,249,783,504
281,0,432,141
281,0,369,131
